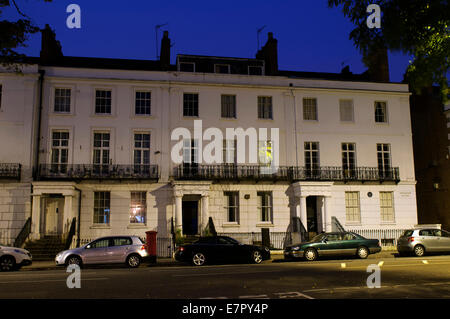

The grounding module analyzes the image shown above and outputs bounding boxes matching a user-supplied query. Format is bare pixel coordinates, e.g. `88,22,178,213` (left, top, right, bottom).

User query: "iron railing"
38,164,159,181
174,164,400,183
14,217,31,248
0,163,21,180
218,232,293,250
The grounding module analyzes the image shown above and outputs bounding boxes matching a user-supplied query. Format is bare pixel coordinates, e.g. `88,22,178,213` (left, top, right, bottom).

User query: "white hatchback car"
0,245,33,271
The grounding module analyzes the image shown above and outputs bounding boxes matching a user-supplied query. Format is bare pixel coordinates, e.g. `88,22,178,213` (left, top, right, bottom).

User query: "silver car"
397,228,450,257
55,236,148,268
0,245,32,271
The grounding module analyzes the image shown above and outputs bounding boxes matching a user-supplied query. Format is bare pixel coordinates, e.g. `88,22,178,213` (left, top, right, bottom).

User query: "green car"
284,232,381,261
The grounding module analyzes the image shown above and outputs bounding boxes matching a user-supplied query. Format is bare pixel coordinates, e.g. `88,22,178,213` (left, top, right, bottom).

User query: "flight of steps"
24,236,67,261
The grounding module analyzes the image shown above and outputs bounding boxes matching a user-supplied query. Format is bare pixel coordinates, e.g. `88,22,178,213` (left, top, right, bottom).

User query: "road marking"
303,281,450,293
274,291,315,299
238,295,270,299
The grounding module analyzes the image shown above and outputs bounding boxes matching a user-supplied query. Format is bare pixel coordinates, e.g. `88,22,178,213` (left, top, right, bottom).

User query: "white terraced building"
0,27,417,254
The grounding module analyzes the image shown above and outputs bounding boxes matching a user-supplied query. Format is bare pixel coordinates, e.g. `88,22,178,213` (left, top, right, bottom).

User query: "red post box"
145,231,157,263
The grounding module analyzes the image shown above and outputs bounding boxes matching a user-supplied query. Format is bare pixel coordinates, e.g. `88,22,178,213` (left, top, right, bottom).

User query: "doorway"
182,200,199,235
41,196,64,235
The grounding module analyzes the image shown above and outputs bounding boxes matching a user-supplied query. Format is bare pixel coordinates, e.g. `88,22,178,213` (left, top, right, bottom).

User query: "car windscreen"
402,230,414,237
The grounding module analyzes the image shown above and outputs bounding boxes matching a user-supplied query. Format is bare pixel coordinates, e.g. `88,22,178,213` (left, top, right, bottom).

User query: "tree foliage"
328,0,449,101
0,0,52,66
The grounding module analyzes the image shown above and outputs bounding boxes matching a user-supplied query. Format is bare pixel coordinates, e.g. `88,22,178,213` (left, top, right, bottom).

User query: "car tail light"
408,237,415,242
141,244,147,251
179,247,184,252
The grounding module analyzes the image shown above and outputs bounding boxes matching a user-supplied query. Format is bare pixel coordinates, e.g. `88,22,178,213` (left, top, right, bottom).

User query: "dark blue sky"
5,0,412,82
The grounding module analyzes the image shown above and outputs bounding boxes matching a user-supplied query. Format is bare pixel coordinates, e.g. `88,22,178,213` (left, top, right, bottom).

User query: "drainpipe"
290,88,299,167
33,70,45,180
74,187,82,247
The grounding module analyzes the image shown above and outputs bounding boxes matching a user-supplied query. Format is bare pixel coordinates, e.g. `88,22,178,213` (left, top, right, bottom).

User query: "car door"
215,237,237,262
319,233,342,256
107,237,133,263
439,230,450,252
340,232,360,256
82,238,111,264
418,229,438,252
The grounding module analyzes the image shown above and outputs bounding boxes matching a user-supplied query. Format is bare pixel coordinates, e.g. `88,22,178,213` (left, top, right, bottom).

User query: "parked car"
397,228,450,257
174,236,271,266
284,232,381,261
0,245,32,271
55,236,148,268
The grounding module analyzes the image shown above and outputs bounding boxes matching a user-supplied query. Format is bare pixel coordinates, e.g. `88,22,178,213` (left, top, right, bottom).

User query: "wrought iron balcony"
38,164,159,181
0,163,21,180
173,164,400,183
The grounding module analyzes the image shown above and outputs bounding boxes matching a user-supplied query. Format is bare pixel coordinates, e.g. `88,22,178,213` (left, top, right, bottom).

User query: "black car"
174,236,271,266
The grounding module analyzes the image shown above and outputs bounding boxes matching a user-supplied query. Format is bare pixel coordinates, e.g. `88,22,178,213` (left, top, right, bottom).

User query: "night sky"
4,0,413,82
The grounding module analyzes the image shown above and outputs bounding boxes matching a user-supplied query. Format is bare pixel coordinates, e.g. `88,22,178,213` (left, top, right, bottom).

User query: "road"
1,255,450,299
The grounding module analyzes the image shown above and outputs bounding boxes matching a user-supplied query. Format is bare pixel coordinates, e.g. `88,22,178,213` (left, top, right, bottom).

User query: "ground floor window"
130,191,147,224
257,191,273,222
345,191,361,223
224,192,239,223
380,191,395,222
93,191,110,224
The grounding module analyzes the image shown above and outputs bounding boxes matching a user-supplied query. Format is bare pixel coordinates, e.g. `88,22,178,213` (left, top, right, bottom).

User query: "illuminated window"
130,191,146,224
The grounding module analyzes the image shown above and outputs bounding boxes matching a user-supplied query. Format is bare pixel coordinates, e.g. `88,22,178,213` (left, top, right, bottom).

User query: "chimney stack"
256,32,278,76
364,44,390,82
160,31,171,69
40,24,63,64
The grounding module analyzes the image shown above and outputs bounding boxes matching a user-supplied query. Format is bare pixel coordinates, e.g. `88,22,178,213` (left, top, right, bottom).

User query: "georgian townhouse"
0,26,417,255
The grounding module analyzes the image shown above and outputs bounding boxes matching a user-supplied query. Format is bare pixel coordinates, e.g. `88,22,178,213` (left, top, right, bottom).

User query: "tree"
328,0,449,101
0,0,52,67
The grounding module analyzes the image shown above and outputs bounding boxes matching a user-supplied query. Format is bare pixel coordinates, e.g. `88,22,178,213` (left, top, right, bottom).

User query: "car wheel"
192,252,206,266
126,254,141,268
0,255,16,272
66,255,82,268
357,246,369,259
251,250,263,264
304,248,317,261
413,245,425,257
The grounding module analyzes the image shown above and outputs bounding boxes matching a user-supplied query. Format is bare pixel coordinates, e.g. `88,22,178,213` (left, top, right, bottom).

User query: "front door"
306,196,318,239
43,197,64,235
182,201,198,235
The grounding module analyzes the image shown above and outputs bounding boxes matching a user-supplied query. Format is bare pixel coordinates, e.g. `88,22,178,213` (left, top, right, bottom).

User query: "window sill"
256,223,274,227
303,119,319,122
132,115,155,119
380,222,396,225
90,224,110,229
127,224,147,229
222,222,240,228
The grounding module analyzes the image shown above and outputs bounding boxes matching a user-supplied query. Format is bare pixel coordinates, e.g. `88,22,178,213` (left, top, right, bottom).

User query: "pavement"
20,250,398,271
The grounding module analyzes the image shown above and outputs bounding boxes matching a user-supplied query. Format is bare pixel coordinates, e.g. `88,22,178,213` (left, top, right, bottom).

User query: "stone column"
175,194,183,235
300,196,307,230
31,195,41,240
63,195,73,235
201,195,209,234
324,196,332,232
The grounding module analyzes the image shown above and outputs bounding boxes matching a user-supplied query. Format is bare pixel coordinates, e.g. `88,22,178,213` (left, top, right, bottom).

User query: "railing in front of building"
218,232,293,250
38,164,159,181
0,163,21,180
174,164,400,183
